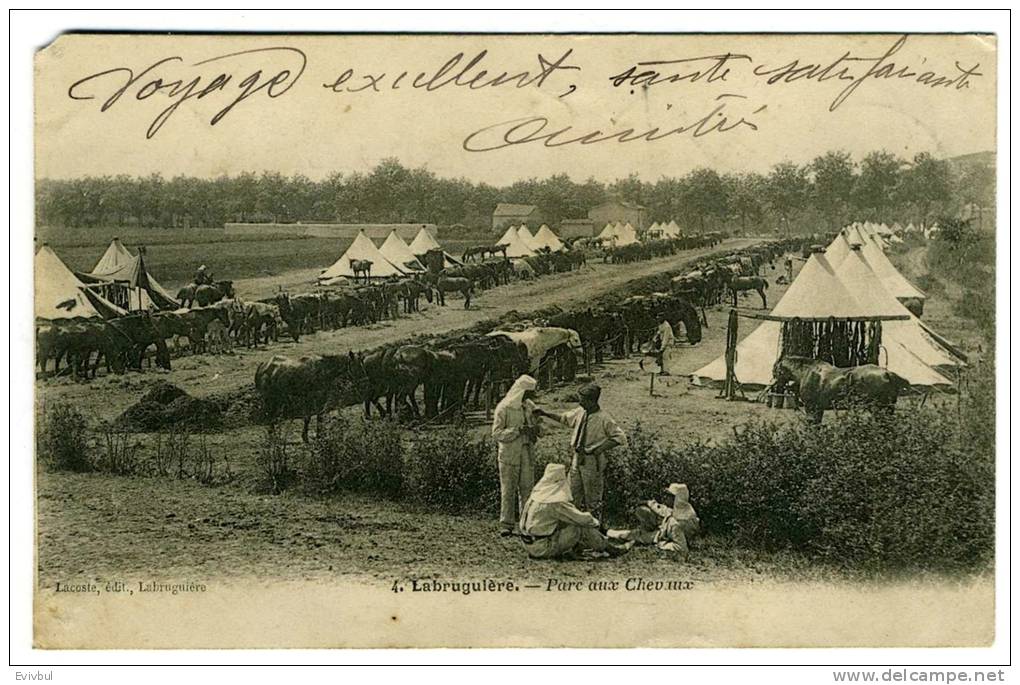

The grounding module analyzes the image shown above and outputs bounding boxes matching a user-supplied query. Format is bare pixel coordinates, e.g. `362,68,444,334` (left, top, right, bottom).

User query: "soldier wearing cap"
533,383,627,522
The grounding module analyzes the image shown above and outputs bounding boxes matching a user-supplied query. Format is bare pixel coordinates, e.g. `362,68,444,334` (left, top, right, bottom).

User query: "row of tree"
36,150,994,234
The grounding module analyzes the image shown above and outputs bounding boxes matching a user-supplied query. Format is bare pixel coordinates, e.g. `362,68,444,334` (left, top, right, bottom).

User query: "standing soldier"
491,375,540,537
534,383,627,523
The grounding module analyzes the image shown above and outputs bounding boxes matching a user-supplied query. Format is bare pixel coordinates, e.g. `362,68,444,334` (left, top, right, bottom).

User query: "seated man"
195,264,213,286
608,483,701,555
518,463,625,560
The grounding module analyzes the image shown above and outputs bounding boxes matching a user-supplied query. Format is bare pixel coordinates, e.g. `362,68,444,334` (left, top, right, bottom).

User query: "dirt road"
38,238,760,421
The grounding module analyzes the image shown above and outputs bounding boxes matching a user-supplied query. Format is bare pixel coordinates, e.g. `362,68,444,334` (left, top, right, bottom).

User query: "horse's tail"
761,278,769,289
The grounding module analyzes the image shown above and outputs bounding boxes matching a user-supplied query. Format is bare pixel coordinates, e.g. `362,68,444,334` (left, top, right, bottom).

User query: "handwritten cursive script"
68,46,307,138
322,49,580,98
462,94,766,152
753,35,983,111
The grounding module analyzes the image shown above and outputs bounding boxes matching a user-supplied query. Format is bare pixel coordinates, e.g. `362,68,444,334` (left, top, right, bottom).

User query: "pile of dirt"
117,381,224,432
211,386,269,428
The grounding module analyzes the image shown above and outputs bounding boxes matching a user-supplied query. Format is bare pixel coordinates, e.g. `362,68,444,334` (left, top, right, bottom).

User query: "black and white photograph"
16,17,1005,660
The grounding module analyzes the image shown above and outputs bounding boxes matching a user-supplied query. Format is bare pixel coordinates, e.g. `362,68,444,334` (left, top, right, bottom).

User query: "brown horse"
429,275,473,309
177,280,234,308
725,275,768,308
462,245,489,263
772,356,911,423
350,259,373,284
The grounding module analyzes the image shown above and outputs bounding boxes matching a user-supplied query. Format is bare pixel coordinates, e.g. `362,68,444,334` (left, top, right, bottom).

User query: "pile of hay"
117,381,225,432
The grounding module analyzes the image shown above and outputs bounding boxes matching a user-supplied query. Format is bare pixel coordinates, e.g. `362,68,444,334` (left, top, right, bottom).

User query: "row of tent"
319,228,461,282
495,224,566,258
35,238,178,321
692,221,964,390
597,222,640,246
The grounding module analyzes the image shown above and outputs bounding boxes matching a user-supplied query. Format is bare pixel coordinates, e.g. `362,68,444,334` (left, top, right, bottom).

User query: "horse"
177,280,234,308
725,275,768,309
255,353,362,443
430,276,474,309
772,356,911,424
350,259,373,284
461,245,489,263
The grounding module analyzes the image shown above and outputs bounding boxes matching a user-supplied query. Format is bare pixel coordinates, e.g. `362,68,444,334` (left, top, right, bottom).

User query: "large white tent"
533,224,565,252
500,227,537,259
852,226,926,307
834,247,964,373
615,222,640,246
691,252,952,389
320,231,406,281
87,238,178,310
35,244,126,320
379,231,426,272
597,223,617,242
517,225,543,252
496,225,520,246
662,220,682,238
408,227,462,268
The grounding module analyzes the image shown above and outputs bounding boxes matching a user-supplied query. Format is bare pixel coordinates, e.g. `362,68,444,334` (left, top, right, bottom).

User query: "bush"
257,425,297,494
38,402,91,472
605,407,993,570
404,423,500,513
96,421,143,475
304,416,403,497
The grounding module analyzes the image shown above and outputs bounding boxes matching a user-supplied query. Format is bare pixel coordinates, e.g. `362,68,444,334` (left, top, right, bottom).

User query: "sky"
35,33,996,184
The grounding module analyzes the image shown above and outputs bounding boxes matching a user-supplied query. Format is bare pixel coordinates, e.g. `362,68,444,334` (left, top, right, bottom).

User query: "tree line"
36,150,993,234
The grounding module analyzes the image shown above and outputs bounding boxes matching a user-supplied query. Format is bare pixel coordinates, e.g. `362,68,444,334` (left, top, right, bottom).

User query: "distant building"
558,218,596,239
588,200,647,230
492,203,543,231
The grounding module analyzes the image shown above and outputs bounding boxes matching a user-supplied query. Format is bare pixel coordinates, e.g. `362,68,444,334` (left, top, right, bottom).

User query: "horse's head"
218,281,235,298
772,357,795,386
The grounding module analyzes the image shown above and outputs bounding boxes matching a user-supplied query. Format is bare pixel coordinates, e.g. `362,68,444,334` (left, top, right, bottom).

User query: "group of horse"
256,331,544,441
36,231,765,383
669,238,808,318
253,276,716,440
603,233,726,264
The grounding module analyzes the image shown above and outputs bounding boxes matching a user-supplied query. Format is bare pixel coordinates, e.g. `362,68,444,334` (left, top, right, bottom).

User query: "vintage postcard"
32,31,997,649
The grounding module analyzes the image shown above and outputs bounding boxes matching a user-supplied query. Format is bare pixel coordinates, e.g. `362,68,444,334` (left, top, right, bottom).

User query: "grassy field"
36,225,482,289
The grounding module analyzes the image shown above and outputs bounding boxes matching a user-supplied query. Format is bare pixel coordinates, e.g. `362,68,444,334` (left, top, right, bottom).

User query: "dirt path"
39,239,760,421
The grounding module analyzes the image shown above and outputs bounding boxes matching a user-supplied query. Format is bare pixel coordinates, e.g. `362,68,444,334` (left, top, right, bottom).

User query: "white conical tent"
320,231,406,281
88,239,178,310
496,225,520,246
379,231,426,272
92,237,133,275
835,248,963,372
501,228,537,259
409,227,462,267
598,223,617,242
615,222,640,246
533,225,565,252
824,231,852,265
409,227,442,254
35,244,126,320
855,229,925,303
648,221,660,235
517,225,542,252
664,220,682,238
691,253,951,389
